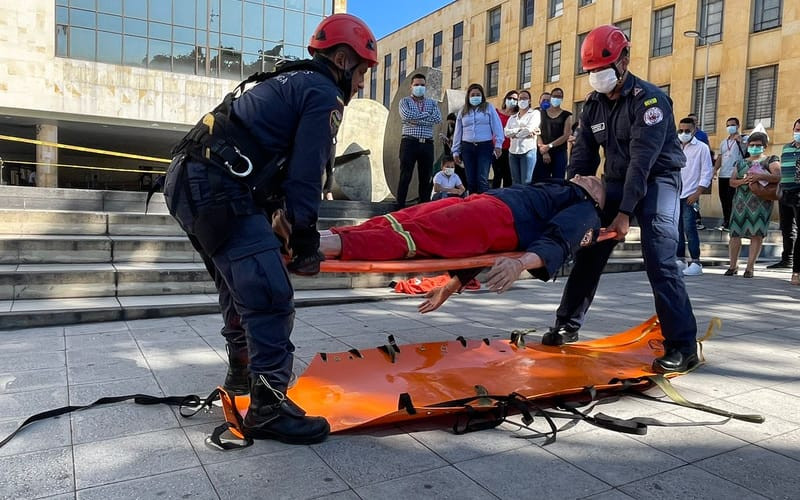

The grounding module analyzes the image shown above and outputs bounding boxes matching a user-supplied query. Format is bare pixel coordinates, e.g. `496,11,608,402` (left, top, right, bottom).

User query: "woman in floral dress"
726,132,781,278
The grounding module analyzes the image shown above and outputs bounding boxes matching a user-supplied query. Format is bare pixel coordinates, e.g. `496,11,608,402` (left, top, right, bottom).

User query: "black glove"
289,225,320,257
287,250,325,276
287,226,322,276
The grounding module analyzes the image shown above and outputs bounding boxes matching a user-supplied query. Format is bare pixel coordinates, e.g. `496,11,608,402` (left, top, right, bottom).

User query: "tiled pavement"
1,267,798,499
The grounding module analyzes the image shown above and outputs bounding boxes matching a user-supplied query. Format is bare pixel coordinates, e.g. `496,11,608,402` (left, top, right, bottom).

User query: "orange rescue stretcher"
317,229,618,273
209,316,763,449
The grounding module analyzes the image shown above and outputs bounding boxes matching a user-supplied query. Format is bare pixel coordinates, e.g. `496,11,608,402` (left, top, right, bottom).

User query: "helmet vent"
602,49,611,57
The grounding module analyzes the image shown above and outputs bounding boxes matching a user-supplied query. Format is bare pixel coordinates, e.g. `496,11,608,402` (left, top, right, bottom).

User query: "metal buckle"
225,147,253,178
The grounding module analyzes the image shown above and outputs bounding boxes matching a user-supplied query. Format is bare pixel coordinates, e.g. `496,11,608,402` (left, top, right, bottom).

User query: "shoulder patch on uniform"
591,122,605,133
644,97,658,107
330,109,342,136
643,107,664,126
580,228,594,247
633,87,644,96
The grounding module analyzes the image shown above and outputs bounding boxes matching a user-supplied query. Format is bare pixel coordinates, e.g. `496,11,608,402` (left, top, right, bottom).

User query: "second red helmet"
581,25,630,72
308,13,379,68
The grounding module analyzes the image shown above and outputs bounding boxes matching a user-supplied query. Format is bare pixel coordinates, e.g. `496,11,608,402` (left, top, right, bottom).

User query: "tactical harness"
171,59,327,194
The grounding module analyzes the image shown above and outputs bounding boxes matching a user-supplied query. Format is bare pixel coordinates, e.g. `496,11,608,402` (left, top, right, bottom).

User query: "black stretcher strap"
0,391,216,450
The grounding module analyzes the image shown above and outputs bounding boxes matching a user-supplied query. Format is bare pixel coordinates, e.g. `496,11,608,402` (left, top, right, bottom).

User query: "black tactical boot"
541,326,579,346
652,350,699,374
242,375,330,445
223,342,250,395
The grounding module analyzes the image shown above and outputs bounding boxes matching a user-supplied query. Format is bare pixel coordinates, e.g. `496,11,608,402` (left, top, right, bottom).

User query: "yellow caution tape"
4,159,165,175
0,134,171,164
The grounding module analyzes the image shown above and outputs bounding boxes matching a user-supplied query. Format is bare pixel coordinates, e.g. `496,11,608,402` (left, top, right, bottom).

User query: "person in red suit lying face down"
312,175,605,312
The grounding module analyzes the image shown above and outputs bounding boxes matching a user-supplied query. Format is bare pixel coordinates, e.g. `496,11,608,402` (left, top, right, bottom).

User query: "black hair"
464,83,488,112
726,117,740,126
794,118,800,129
447,112,457,121
501,90,519,111
410,73,425,82
679,117,695,126
550,87,564,96
748,132,769,146
441,155,455,164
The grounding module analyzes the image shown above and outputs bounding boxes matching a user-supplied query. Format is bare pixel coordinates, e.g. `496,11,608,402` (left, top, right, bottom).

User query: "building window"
699,0,724,44
692,75,719,133
658,84,671,96
452,22,463,89
370,66,378,100
752,0,782,32
549,0,563,18
576,32,589,75
432,31,442,68
488,7,501,43
486,61,499,97
746,65,778,129
53,0,325,80
519,51,532,88
383,53,392,108
398,47,407,82
579,0,594,6
615,19,632,40
521,0,534,28
414,39,424,70
651,6,674,57
546,41,561,82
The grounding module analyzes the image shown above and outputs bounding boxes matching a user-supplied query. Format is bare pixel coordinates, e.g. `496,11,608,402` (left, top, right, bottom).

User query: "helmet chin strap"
315,54,358,105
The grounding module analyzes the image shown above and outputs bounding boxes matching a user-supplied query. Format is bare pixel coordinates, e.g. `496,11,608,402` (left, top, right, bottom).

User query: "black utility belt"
402,135,433,143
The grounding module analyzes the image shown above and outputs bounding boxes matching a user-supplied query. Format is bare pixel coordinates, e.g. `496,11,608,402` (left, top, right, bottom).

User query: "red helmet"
308,14,378,68
581,25,630,72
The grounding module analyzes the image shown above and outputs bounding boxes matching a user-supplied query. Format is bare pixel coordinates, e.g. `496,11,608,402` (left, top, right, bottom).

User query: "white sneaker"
683,262,703,276
676,260,687,273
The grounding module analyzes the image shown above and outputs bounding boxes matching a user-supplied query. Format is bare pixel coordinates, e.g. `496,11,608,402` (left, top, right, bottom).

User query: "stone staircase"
0,185,783,328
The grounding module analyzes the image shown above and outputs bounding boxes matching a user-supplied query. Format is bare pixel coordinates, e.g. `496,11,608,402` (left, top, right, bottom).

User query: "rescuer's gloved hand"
287,250,325,276
287,226,323,276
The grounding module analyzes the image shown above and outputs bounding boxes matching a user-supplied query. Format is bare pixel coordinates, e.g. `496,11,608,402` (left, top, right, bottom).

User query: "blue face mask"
469,96,482,106
793,132,800,143
726,125,738,135
748,145,765,156
411,85,426,98
550,97,563,107
540,100,551,111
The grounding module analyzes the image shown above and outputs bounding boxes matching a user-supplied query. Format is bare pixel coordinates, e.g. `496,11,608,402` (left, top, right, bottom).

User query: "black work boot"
223,343,250,395
243,375,330,445
541,326,579,346
652,350,700,374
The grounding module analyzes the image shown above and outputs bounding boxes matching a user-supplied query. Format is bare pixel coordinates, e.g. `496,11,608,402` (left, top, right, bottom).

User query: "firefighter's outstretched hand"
418,277,460,314
607,212,630,241
487,257,524,293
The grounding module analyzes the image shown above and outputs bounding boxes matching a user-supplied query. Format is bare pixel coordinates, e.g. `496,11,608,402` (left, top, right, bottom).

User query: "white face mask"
505,98,517,108
443,167,454,176
678,132,693,143
518,100,530,110
589,67,619,94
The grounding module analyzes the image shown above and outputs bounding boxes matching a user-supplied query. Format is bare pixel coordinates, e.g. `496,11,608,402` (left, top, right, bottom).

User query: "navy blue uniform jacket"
231,61,344,231
568,73,685,214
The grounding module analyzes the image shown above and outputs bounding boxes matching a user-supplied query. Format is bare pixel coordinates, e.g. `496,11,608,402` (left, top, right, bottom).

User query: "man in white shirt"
714,117,746,231
676,117,713,276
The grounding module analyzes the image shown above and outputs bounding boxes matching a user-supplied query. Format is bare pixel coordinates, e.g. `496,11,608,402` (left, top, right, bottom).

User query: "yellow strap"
382,214,417,258
697,317,722,363
3,159,166,175
0,134,170,163
649,374,764,424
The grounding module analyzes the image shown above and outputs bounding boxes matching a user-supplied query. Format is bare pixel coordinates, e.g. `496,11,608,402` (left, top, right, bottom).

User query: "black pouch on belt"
192,203,236,256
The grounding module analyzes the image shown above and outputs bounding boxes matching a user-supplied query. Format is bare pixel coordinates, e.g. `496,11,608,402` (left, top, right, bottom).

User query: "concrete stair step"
0,209,184,236
0,289,414,330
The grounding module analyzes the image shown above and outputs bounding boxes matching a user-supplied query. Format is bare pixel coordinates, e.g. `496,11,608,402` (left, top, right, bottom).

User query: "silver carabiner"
225,148,253,178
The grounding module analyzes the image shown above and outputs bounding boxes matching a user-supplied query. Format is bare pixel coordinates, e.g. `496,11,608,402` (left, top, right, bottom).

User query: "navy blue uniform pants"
164,158,296,388
555,170,698,354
